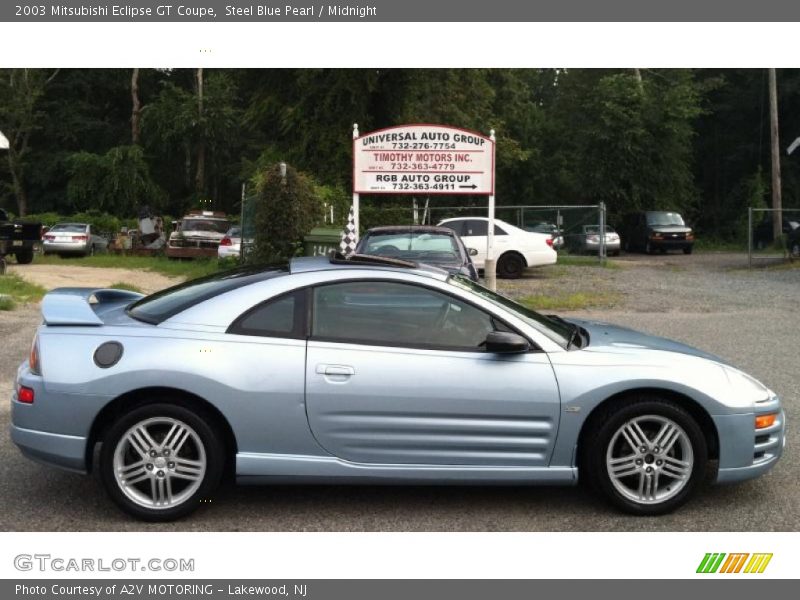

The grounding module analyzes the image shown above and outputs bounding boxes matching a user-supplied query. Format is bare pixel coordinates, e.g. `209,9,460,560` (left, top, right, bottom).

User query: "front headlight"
724,367,773,404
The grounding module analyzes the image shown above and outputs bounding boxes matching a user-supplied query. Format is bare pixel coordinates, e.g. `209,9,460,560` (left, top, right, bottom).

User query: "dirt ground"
6,263,181,295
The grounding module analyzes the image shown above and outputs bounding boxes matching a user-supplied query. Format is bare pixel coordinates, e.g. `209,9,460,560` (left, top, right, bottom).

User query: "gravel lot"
0,253,797,531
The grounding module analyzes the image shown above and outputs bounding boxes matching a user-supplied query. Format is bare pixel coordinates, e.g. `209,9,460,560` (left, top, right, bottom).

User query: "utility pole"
769,68,782,241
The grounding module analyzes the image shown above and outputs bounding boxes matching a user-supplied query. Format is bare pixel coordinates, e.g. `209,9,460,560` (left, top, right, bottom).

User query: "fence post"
599,202,606,264
748,207,753,269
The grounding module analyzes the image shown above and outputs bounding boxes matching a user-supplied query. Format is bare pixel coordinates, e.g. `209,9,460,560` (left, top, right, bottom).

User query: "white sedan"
438,217,557,278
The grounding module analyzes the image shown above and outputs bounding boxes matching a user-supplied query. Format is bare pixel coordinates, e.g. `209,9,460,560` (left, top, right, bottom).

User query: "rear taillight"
44,234,55,241
545,238,554,247
73,235,87,241
220,237,232,246
29,334,41,376
18,386,34,404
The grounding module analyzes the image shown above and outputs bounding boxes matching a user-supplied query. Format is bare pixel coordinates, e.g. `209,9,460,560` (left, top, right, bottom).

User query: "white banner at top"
353,124,495,195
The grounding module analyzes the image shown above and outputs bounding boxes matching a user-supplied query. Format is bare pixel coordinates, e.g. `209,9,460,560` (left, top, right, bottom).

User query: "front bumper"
714,398,785,484
165,245,219,259
650,238,693,250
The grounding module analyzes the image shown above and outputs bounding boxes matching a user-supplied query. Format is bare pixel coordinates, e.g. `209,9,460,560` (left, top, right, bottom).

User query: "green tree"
248,163,324,264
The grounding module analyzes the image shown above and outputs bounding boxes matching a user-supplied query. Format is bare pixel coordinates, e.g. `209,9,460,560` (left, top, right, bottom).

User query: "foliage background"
1,68,799,240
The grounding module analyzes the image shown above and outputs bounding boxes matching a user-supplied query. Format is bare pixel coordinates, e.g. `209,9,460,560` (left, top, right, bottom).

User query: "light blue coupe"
11,254,785,520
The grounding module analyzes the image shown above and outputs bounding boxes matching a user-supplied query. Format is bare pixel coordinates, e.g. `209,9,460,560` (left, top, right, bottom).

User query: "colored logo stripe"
697,553,773,574
744,553,773,574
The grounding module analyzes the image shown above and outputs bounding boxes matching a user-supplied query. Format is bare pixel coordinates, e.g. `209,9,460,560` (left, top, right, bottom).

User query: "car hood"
571,318,728,365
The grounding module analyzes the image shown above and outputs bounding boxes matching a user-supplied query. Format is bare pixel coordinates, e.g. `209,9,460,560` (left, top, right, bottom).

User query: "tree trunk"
768,68,782,242
7,148,27,217
195,68,206,198
131,68,142,145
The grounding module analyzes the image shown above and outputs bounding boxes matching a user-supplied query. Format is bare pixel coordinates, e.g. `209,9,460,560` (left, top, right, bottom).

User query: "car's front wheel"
99,403,224,521
582,398,707,515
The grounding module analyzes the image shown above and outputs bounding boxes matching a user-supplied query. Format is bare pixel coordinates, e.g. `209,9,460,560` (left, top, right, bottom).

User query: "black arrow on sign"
459,184,478,189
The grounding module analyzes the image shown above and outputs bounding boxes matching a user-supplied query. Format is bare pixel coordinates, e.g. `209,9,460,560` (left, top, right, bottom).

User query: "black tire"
496,252,525,279
580,396,708,515
790,242,800,258
85,245,95,258
99,402,225,521
645,241,653,255
0,257,6,275
15,248,34,264
683,246,693,255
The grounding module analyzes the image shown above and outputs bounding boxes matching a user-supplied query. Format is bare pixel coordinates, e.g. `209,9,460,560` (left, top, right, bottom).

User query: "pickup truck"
0,208,42,266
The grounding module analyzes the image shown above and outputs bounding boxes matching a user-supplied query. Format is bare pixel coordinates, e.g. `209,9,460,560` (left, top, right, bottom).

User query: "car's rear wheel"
99,403,224,521
683,246,693,255
791,241,800,258
645,241,654,254
497,252,525,279
581,397,707,515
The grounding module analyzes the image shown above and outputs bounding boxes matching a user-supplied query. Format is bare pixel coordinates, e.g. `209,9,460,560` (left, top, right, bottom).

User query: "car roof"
290,255,449,281
365,225,455,235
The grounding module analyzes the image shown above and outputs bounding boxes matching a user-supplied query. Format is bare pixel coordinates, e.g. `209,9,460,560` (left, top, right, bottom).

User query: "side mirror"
485,331,530,354
467,247,479,256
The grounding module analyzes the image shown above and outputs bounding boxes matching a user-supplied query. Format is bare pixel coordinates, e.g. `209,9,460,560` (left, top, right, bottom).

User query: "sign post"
484,129,497,290
352,123,361,241
352,123,496,280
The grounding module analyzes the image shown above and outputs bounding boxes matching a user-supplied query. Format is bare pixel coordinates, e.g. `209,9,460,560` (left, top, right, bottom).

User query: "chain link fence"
747,207,800,267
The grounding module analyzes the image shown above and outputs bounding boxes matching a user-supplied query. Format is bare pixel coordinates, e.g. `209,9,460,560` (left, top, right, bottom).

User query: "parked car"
42,223,108,257
621,211,694,254
524,221,564,249
752,216,800,250
0,207,41,265
12,254,784,520
788,227,800,258
565,225,621,256
438,217,556,278
218,226,242,261
166,211,231,259
355,225,479,281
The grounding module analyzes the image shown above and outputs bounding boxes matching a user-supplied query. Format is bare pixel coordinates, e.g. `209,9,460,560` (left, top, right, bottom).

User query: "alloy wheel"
112,417,207,510
605,415,693,505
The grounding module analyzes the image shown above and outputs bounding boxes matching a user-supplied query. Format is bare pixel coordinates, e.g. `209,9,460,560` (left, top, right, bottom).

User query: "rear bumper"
10,424,87,473
43,241,89,254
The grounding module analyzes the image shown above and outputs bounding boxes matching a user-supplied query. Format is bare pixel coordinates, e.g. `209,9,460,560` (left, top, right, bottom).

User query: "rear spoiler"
41,287,145,326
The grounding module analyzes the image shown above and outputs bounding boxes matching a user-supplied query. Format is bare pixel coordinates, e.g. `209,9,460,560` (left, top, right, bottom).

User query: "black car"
355,225,479,281
752,216,800,250
0,207,41,266
620,211,694,254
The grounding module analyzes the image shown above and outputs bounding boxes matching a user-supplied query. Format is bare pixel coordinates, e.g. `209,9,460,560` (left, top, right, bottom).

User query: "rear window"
50,223,88,232
127,265,289,324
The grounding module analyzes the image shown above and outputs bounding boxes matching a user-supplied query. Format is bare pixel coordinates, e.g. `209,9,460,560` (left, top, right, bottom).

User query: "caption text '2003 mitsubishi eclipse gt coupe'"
11,254,785,521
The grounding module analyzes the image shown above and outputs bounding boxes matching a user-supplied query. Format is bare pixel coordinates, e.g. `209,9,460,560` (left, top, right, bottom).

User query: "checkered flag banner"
339,205,358,256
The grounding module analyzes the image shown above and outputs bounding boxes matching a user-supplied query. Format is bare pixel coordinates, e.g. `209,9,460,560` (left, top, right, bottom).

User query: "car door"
305,279,561,467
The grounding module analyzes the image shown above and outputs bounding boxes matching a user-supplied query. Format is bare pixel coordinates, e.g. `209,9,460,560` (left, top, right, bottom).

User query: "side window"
228,290,306,338
312,281,499,350
463,220,488,236
440,221,463,236
494,224,507,235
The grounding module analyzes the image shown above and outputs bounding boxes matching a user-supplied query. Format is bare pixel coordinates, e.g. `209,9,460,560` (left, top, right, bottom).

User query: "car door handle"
316,364,355,376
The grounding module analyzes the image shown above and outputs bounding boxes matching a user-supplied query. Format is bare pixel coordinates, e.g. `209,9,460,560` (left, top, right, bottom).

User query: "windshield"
646,212,685,227
180,219,230,234
362,232,461,263
127,265,288,324
448,275,572,347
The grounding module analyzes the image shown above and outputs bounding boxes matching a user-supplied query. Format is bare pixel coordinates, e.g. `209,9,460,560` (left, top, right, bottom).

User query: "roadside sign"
353,124,495,195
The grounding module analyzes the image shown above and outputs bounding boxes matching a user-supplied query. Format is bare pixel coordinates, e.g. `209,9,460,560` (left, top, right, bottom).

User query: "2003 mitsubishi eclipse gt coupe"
12,254,785,521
